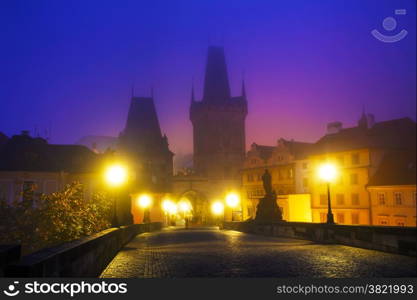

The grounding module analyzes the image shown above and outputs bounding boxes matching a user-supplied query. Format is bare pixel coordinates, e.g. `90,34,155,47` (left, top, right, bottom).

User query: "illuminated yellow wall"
287,194,312,222
309,149,372,225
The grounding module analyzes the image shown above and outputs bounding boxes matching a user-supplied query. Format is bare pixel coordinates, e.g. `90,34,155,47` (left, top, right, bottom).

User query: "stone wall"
223,221,416,256
4,223,162,277
0,245,20,277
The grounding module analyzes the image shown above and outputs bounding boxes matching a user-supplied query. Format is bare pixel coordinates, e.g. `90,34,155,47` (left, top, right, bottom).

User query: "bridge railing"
223,221,416,256
3,222,162,277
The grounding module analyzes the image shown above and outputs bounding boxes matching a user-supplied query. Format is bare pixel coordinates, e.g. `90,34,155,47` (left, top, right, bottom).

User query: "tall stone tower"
190,46,247,180
118,95,173,192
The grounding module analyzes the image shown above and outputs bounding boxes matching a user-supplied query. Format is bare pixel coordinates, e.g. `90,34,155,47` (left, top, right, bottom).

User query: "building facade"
0,132,103,205
241,139,314,222
367,151,416,227
309,114,416,225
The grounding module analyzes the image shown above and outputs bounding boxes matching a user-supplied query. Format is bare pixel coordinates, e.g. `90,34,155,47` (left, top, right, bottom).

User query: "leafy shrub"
0,182,112,254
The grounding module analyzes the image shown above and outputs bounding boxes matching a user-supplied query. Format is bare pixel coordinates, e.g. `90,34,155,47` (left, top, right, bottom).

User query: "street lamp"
104,164,128,227
211,201,224,226
317,163,338,224
162,198,177,226
105,165,128,187
225,192,240,221
138,194,152,223
178,199,192,229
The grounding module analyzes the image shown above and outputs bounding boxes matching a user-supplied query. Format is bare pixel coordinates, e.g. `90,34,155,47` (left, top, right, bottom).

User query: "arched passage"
179,190,209,225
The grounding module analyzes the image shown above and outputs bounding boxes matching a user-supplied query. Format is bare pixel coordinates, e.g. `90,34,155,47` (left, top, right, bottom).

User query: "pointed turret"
120,95,163,152
241,79,247,100
202,46,231,102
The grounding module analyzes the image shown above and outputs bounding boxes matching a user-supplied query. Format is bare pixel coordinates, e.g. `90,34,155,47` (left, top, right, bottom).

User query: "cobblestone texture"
100,227,416,278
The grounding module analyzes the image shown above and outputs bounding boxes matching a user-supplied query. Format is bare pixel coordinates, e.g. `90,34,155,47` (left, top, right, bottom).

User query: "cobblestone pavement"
100,227,416,278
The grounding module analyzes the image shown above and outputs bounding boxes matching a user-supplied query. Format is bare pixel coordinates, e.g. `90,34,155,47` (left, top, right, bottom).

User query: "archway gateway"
179,190,215,225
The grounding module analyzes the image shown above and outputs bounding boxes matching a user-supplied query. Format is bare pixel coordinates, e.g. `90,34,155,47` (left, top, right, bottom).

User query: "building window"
394,192,403,205
351,153,360,165
278,170,283,180
336,213,345,224
395,217,406,227
337,155,344,166
320,212,327,223
336,194,345,205
351,193,359,205
302,163,308,169
351,213,359,225
377,193,386,205
247,174,253,182
303,178,308,188
378,216,389,226
350,173,358,185
257,174,262,182
319,194,327,205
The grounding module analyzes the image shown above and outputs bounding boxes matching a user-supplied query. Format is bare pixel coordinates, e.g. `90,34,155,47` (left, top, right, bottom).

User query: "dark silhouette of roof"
203,46,231,102
368,151,416,186
280,139,315,160
249,139,314,161
0,132,8,149
118,96,172,156
314,117,416,154
250,144,275,161
0,133,100,173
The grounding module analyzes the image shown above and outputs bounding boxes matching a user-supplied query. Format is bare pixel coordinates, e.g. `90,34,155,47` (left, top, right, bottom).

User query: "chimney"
326,122,343,134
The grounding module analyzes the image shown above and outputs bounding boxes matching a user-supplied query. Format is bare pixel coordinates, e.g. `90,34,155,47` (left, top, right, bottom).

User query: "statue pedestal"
255,192,283,222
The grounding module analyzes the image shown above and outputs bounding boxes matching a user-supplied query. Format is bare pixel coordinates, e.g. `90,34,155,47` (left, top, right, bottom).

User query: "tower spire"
202,46,230,102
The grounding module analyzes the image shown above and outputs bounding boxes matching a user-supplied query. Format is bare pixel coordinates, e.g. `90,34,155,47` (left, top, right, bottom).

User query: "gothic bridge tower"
190,46,247,181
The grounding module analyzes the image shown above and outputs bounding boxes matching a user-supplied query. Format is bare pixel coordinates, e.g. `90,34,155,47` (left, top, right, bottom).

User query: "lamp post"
318,163,337,224
104,164,128,227
225,192,240,221
138,194,152,223
211,201,224,227
178,199,192,229
162,198,176,226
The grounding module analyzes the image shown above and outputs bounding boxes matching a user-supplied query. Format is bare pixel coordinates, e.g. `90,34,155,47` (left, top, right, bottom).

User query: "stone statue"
255,169,283,222
262,169,272,194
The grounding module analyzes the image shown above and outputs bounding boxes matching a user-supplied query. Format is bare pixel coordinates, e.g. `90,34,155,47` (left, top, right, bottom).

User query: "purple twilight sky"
0,0,415,155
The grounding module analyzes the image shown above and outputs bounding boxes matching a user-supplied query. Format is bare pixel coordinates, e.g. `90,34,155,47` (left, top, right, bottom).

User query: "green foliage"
0,182,112,254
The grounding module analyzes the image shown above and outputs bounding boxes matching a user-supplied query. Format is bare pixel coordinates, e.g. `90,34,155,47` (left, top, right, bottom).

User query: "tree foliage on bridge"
0,182,112,254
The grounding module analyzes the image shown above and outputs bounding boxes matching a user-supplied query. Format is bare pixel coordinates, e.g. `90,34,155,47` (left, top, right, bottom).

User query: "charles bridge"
0,221,415,278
